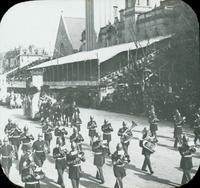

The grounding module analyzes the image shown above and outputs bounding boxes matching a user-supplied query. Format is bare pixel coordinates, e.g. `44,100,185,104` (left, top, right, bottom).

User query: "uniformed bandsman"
193,108,200,144
54,121,68,146
53,138,67,188
70,127,84,152
148,105,159,142
118,122,132,155
92,133,107,184
32,134,47,167
111,143,130,188
19,145,45,188
20,126,34,154
66,142,85,188
4,119,15,136
42,119,54,153
87,116,97,146
141,130,155,174
178,135,196,185
101,119,113,155
8,122,23,160
173,109,184,148
0,137,14,178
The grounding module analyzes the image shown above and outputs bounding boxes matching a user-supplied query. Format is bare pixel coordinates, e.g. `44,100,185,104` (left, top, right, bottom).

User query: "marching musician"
53,138,67,188
111,143,130,188
66,142,85,188
101,119,113,155
8,122,23,160
54,121,68,146
70,127,84,152
0,137,14,178
141,130,155,174
19,145,45,188
4,118,15,136
92,133,107,184
148,105,159,142
178,134,196,185
193,108,200,144
173,109,184,148
87,116,97,146
20,126,34,154
42,118,54,153
118,121,133,155
32,134,47,167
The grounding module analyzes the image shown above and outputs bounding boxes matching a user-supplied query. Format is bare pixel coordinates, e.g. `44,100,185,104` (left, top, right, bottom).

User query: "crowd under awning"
29,35,172,70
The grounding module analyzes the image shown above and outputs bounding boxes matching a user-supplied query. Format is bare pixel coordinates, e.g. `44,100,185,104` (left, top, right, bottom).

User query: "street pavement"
0,106,199,188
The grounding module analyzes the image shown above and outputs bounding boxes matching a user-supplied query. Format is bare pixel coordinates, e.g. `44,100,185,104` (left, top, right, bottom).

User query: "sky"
0,0,125,55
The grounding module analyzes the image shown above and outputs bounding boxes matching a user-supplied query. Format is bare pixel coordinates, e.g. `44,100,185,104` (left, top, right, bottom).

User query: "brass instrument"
120,121,138,143
88,121,97,130
142,136,157,153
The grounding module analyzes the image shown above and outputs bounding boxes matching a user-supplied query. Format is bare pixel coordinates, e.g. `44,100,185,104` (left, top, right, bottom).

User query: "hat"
38,133,43,138
3,137,9,142
24,126,28,131
122,121,126,126
116,143,123,151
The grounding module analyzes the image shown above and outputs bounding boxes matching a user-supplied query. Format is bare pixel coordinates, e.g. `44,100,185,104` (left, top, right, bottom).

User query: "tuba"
120,121,138,143
142,136,157,153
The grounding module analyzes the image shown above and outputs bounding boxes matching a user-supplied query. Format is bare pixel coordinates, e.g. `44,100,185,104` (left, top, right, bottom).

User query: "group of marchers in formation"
0,97,200,188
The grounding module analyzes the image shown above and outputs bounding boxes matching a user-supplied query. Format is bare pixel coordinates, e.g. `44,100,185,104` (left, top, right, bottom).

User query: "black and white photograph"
0,0,199,188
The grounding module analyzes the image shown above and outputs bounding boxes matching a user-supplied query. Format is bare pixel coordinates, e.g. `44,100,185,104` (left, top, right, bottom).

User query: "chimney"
119,9,124,22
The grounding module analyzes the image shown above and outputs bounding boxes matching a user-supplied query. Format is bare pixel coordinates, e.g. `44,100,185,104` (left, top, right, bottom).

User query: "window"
59,42,65,57
137,0,140,5
147,0,150,6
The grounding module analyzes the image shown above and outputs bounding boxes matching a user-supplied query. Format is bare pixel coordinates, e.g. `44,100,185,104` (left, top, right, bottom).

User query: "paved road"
0,106,199,188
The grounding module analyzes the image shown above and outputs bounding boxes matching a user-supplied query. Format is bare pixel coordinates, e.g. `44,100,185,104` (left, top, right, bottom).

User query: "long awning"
29,35,172,70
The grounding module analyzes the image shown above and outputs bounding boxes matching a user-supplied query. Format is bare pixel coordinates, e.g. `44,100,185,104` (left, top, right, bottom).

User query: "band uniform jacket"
53,147,67,169
111,151,127,178
87,120,97,137
42,124,53,141
101,123,113,142
70,133,84,145
19,152,44,187
194,116,200,136
4,123,15,134
92,140,106,167
118,127,132,145
0,144,14,169
20,133,34,151
9,127,23,146
32,140,46,165
178,145,193,170
66,151,82,179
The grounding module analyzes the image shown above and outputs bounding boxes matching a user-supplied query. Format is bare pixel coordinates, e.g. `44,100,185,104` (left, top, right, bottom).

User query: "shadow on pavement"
80,180,109,188
157,142,178,151
13,114,30,121
134,172,180,187
125,163,144,174
81,172,100,184
40,175,60,188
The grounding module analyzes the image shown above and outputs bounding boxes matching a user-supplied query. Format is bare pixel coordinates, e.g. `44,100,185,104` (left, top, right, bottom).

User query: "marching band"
0,102,199,188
